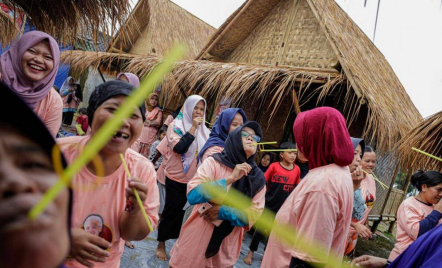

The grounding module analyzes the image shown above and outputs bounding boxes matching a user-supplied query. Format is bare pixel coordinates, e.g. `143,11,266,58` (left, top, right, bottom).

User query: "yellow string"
119,154,153,232
412,147,442,162
361,169,388,189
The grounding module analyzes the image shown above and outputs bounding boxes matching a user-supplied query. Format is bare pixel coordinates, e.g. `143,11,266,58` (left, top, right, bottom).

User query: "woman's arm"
173,132,195,154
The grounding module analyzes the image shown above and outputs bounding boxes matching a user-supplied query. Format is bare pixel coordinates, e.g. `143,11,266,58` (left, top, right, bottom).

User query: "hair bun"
410,170,424,188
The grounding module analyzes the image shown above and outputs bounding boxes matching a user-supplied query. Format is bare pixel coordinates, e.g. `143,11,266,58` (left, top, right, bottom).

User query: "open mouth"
112,131,130,142
28,63,45,73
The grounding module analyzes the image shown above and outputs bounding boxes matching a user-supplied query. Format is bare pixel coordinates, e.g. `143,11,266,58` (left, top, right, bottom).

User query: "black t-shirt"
264,162,301,212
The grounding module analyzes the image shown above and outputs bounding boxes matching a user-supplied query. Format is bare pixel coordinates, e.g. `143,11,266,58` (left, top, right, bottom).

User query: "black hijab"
258,152,274,173
206,121,266,258
350,137,365,157
87,80,146,125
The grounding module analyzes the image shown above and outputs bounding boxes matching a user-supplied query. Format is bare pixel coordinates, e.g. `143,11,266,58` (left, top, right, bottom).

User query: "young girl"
258,152,274,173
136,93,162,157
0,31,62,137
389,170,442,261
155,95,210,261
75,108,88,136
0,83,71,268
60,80,159,268
261,107,354,268
197,108,247,164
169,121,266,267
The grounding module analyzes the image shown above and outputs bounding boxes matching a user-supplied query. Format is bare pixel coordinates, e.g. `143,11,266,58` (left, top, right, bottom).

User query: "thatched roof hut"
397,111,442,173
108,0,215,59
0,0,131,46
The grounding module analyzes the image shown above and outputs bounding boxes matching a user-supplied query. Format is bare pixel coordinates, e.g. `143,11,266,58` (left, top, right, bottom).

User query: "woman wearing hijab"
352,223,442,268
344,138,369,260
60,76,78,126
258,152,274,173
0,82,71,268
169,121,266,267
261,107,354,268
59,80,159,268
116,72,140,88
133,93,162,157
155,95,210,261
0,31,62,137
197,107,248,164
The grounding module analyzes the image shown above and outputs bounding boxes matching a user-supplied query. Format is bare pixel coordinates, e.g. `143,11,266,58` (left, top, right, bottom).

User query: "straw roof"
396,111,442,172
110,0,215,59
0,9,19,48
0,0,131,46
194,0,421,153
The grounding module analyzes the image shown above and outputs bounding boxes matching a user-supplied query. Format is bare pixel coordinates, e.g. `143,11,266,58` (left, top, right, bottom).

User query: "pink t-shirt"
261,164,354,267
349,174,377,234
139,110,163,146
34,88,63,137
163,121,198,184
164,114,174,126
59,136,159,268
155,137,169,185
169,157,266,268
200,145,224,164
389,197,442,261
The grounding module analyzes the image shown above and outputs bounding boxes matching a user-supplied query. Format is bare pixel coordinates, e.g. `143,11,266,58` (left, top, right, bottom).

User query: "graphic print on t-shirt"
82,214,113,250
365,190,375,209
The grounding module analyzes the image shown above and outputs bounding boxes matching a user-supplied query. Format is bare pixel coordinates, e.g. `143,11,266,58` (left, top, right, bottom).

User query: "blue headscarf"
197,108,247,163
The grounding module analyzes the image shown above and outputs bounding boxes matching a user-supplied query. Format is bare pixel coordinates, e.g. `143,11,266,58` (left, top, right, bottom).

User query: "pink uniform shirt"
34,88,63,137
163,121,198,184
261,164,353,267
389,197,442,261
139,110,163,146
169,157,265,268
59,136,159,268
200,145,224,164
155,137,169,185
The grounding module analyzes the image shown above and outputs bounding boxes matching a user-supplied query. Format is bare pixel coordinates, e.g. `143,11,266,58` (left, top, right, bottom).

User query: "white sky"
170,0,442,118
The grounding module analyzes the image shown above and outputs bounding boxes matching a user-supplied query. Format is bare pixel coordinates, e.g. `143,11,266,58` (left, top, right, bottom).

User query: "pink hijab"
0,31,60,109
116,72,140,88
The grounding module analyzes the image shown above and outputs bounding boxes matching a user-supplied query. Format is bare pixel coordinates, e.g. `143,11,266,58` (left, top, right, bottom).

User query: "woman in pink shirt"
197,107,247,164
169,121,266,268
155,95,210,261
261,107,354,268
0,31,62,137
135,93,162,157
388,170,442,261
0,83,71,268
60,80,159,268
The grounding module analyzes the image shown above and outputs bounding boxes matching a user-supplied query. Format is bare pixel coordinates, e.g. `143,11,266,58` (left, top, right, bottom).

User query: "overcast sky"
170,0,442,118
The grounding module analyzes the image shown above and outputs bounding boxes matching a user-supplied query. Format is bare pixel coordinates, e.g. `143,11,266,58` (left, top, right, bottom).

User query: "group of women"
1,30,442,268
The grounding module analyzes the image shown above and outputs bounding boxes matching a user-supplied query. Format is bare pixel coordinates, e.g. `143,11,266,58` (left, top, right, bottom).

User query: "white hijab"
60,76,74,94
172,95,210,173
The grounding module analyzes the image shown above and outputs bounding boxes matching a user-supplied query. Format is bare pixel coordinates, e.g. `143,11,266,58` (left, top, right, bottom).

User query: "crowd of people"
1,30,442,268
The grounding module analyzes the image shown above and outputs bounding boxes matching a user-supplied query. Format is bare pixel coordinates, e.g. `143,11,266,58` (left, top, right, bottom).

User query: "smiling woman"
58,80,159,268
0,31,63,137
0,82,71,268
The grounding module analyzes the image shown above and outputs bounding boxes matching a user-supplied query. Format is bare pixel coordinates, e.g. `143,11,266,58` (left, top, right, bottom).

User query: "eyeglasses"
241,131,261,143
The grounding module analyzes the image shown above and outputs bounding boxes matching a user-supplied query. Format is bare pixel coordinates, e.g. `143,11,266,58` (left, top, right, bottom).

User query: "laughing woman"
59,81,159,268
169,121,266,268
0,31,62,137
0,83,71,268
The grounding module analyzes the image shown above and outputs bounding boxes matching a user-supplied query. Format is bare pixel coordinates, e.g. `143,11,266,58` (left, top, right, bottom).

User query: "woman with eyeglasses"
155,95,210,261
168,121,266,268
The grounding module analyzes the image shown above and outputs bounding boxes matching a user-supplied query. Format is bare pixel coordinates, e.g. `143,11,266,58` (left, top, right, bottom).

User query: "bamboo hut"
397,111,442,173
127,0,421,227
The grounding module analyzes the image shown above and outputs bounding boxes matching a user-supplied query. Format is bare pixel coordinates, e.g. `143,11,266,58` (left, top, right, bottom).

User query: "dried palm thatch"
1,0,131,46
196,0,422,154
396,111,442,172
110,0,215,59
0,10,19,48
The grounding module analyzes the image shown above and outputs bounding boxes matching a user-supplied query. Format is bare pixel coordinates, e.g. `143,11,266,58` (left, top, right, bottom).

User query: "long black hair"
411,170,442,191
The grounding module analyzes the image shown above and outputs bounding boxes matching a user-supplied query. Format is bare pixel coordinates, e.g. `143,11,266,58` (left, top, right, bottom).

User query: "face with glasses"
241,127,259,158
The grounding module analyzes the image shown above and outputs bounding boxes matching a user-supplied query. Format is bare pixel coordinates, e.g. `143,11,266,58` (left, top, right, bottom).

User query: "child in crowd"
244,142,301,265
75,108,89,136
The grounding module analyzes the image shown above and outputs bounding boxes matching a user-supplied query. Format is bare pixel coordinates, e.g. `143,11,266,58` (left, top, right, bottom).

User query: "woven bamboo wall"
227,0,336,69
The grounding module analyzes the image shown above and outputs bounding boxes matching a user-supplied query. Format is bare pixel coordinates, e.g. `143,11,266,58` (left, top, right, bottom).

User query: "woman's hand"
125,178,148,212
144,120,151,127
351,255,387,267
70,227,111,267
226,163,251,185
201,204,221,222
354,223,372,240
192,117,204,129
352,166,365,190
